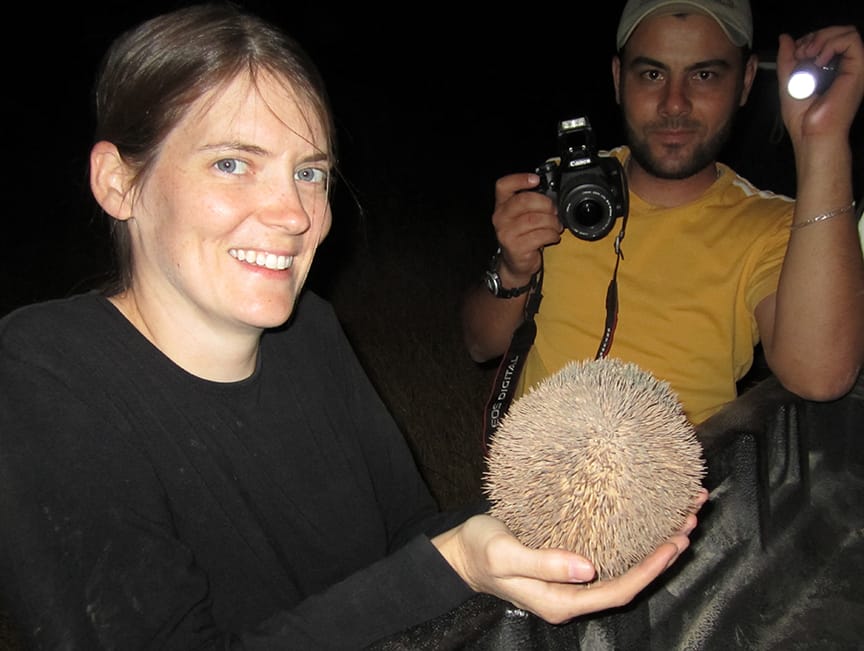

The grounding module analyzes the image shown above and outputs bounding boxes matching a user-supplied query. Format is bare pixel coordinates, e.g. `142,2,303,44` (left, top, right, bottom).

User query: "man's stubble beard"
623,113,735,180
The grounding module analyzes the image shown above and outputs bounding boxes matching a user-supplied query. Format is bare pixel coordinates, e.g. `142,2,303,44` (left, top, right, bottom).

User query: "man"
461,0,864,425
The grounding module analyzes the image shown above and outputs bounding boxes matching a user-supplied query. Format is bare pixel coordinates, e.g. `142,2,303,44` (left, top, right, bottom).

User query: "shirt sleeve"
245,536,474,649
745,202,793,316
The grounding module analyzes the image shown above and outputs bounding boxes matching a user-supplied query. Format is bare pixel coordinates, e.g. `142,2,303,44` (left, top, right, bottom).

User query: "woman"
0,3,705,648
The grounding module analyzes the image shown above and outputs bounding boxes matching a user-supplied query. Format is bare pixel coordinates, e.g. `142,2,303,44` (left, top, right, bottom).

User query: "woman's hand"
433,487,708,625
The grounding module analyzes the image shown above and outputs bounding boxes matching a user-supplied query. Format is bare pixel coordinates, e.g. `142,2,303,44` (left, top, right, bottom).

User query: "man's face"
613,12,756,179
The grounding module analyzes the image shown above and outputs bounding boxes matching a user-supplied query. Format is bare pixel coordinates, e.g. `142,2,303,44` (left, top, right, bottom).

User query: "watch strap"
484,248,539,298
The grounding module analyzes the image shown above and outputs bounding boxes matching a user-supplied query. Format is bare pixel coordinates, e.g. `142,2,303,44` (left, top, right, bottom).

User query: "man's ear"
612,55,622,105
90,141,134,221
739,53,759,106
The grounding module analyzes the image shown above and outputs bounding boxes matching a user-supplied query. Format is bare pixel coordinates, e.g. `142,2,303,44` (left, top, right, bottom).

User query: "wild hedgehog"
484,357,706,580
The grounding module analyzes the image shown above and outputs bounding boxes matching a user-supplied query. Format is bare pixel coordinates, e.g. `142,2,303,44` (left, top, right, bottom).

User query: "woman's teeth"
229,248,293,270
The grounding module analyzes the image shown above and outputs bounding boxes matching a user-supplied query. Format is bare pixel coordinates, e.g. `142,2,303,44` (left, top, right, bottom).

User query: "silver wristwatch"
483,248,538,298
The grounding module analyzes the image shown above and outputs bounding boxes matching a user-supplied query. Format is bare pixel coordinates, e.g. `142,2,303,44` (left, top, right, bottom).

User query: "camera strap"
481,265,544,453
481,216,628,453
595,218,627,359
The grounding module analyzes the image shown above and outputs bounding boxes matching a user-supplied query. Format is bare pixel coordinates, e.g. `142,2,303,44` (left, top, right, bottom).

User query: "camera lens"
562,186,615,241
574,199,605,227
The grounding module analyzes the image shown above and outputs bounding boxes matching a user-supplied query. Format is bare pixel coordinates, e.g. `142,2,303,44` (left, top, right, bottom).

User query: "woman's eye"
295,167,329,185
214,159,249,175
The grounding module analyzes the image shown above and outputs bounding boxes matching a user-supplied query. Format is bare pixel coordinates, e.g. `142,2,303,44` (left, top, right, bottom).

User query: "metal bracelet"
790,200,856,231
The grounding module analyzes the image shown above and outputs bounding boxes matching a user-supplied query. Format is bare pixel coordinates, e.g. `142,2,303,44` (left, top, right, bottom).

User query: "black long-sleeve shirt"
0,291,477,650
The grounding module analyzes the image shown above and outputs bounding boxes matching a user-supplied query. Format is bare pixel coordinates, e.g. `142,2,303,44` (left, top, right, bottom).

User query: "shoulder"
259,290,367,394
603,145,629,165
294,289,337,322
0,293,110,355
719,165,795,214
262,289,345,353
279,289,339,334
0,293,141,396
679,165,795,241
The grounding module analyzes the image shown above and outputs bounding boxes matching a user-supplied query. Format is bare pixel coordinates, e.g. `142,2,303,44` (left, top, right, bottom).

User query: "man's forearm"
461,284,530,363
767,142,864,398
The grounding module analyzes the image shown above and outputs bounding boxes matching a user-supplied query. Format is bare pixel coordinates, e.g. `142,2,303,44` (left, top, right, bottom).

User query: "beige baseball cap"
616,0,753,50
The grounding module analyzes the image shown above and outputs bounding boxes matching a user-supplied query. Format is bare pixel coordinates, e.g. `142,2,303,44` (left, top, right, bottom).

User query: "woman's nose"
259,182,313,234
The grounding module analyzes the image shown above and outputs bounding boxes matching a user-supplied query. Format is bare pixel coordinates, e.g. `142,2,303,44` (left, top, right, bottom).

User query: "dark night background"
6,1,863,317
2,2,863,648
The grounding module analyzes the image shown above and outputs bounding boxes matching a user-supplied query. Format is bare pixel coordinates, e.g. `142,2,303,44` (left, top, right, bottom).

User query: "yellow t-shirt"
517,146,794,424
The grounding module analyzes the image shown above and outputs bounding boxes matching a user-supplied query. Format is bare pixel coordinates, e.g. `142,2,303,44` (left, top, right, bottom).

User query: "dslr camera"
532,117,628,241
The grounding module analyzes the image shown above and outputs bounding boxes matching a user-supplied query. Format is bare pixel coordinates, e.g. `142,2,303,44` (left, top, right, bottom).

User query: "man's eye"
641,70,663,81
214,159,249,174
295,167,329,184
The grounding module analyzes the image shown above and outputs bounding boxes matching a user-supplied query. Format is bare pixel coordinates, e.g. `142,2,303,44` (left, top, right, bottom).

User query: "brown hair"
93,2,335,292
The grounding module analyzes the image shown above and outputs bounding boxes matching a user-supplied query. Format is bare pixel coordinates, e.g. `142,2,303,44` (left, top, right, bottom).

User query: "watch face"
484,270,500,296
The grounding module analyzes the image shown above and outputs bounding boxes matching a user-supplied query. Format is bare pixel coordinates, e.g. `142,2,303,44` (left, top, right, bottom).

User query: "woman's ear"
90,141,134,221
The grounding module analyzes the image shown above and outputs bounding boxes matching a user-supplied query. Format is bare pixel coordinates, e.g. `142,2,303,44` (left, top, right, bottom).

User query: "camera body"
534,117,628,241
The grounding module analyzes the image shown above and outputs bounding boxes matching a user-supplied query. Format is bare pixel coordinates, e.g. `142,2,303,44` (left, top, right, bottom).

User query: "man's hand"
491,173,564,287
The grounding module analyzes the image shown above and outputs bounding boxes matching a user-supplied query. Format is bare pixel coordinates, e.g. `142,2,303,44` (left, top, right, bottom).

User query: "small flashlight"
787,55,840,99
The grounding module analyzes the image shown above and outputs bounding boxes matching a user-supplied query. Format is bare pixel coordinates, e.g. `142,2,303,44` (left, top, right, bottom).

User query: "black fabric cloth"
0,291,480,650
